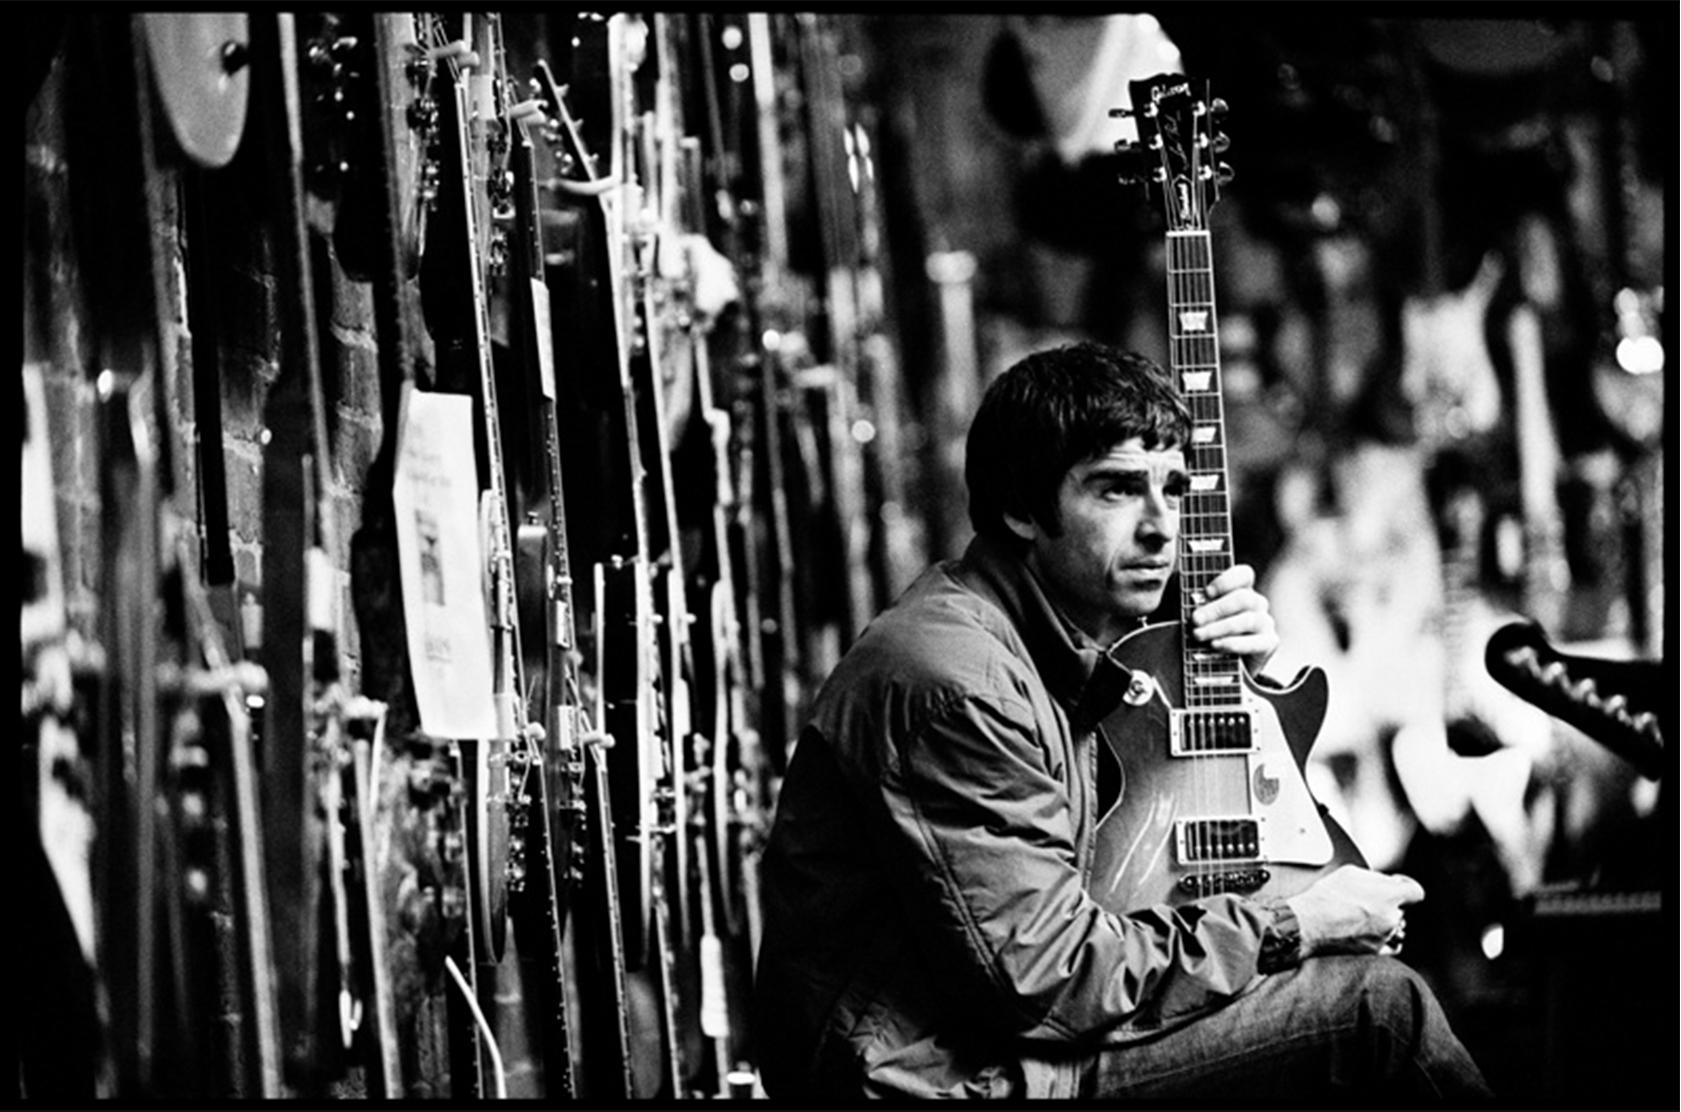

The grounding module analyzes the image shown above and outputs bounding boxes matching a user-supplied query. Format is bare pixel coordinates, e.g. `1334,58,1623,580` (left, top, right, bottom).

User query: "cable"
443,955,507,1099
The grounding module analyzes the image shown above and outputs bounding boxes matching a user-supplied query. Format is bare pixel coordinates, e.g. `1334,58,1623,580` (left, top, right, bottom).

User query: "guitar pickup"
1175,816,1262,863
1169,707,1256,756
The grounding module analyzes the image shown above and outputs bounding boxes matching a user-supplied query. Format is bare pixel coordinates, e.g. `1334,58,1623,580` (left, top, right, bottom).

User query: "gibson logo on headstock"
1149,77,1192,105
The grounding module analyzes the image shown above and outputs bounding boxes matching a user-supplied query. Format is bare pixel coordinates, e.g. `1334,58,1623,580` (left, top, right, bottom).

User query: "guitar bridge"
1175,816,1262,863
1169,707,1256,755
1178,867,1272,897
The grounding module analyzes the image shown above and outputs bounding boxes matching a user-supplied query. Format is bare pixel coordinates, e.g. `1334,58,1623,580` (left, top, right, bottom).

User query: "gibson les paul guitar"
1091,76,1363,909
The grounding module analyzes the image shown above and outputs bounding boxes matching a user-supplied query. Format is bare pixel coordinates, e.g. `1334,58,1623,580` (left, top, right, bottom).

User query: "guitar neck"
1165,230,1242,701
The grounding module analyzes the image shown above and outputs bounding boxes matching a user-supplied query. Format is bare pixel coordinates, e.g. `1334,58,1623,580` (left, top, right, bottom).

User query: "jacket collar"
959,534,1135,728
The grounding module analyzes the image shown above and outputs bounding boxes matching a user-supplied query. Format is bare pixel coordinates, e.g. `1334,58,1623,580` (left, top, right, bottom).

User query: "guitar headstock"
1112,73,1231,232
1484,620,1665,781
532,59,607,188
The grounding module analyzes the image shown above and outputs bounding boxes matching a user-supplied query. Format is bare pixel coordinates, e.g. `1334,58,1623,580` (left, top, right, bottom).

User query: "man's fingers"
1206,563,1257,596
1391,873,1426,904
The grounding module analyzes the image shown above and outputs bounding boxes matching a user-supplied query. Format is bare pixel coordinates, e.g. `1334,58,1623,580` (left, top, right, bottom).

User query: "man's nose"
1138,488,1175,540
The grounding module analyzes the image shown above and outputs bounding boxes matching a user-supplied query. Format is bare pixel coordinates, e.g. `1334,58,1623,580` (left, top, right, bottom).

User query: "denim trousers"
1084,955,1493,1105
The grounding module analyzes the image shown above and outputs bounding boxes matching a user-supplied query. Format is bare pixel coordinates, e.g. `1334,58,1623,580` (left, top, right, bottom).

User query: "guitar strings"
1161,104,1241,881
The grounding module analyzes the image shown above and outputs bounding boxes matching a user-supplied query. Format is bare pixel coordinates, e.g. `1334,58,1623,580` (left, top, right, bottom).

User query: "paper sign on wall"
392,384,497,739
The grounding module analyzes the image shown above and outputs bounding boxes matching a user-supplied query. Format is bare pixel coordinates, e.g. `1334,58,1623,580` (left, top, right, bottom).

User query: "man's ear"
1002,512,1038,542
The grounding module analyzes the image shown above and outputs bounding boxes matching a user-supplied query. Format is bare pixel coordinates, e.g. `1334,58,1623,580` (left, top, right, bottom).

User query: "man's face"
1007,436,1185,646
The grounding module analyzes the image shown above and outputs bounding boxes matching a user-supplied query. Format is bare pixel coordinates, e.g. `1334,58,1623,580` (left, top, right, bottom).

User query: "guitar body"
1091,622,1364,912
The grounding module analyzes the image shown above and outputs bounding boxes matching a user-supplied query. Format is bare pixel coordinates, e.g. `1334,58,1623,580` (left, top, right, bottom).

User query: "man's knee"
1350,956,1436,1032
1288,954,1439,1042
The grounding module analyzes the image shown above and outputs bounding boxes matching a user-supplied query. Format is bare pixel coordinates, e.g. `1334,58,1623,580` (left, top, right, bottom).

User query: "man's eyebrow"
1080,461,1148,480
1080,458,1188,482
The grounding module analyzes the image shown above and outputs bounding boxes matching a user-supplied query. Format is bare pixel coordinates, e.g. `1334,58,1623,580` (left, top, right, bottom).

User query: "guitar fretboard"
1166,230,1242,705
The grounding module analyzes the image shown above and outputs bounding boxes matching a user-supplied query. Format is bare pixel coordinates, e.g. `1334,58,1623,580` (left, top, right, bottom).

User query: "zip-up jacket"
754,533,1291,1099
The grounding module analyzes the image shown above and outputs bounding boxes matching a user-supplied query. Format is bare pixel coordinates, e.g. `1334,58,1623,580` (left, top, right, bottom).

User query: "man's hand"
1286,865,1424,958
1189,563,1278,676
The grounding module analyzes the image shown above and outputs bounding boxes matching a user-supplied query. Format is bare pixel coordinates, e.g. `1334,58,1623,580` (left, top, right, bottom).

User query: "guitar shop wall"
18,10,1676,1108
866,12,1674,1107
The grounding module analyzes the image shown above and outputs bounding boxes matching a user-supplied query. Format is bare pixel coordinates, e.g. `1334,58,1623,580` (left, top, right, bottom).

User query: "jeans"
1085,955,1493,1105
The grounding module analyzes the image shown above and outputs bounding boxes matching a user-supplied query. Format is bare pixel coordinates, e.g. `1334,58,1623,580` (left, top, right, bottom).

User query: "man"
753,343,1490,1101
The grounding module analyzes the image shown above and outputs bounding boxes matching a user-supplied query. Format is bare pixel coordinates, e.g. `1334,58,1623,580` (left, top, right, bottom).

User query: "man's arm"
1285,865,1422,958
861,691,1276,1042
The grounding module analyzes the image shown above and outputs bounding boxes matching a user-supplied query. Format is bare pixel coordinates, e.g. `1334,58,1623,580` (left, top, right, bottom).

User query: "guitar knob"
221,41,250,75
1215,162,1235,187
1123,672,1157,707
1209,97,1229,120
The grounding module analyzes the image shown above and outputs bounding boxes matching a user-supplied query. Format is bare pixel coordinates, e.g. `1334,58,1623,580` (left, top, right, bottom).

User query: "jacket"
753,533,1286,1099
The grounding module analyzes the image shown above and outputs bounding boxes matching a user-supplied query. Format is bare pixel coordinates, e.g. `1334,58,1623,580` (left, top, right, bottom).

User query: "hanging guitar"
533,49,660,1101
1090,75,1364,910
615,15,690,1093
347,15,477,1099
496,49,586,1100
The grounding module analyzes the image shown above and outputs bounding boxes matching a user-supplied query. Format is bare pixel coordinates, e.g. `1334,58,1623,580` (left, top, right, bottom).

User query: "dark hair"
966,343,1190,545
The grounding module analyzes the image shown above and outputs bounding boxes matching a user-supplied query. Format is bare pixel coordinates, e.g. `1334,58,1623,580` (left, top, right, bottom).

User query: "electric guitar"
620,16,692,1093
498,54,584,1101
1090,75,1364,910
676,122,746,1097
534,50,658,1101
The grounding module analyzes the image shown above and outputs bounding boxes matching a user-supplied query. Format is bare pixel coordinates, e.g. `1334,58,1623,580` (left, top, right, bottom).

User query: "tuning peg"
1209,97,1229,120
509,98,546,126
1212,132,1231,154
1565,676,1598,704
1215,162,1235,186
1113,144,1147,185
221,40,250,75
1109,106,1135,119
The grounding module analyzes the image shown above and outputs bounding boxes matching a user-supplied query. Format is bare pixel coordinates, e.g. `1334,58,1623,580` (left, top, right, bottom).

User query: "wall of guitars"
19,11,1672,1104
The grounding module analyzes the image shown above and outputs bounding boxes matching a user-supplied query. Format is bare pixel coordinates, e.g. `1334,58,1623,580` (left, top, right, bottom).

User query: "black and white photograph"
20,9,1674,1107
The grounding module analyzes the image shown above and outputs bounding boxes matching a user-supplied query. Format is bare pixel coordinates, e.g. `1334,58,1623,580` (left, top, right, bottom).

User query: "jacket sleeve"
857,689,1274,1044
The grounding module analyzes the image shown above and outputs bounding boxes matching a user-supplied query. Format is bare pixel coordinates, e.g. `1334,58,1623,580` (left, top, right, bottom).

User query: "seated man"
753,342,1490,1102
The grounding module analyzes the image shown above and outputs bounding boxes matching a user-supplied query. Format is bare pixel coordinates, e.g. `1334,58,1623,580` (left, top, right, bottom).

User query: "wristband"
1257,897,1303,973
